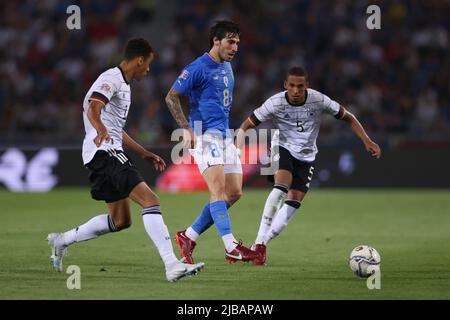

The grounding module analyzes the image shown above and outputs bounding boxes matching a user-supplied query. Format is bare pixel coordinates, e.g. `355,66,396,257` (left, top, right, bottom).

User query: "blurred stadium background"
1,0,450,301
0,0,449,191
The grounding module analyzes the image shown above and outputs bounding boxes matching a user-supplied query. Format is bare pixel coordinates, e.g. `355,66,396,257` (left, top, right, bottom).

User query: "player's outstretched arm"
341,108,381,159
122,130,166,171
87,100,110,147
235,116,257,152
165,88,195,148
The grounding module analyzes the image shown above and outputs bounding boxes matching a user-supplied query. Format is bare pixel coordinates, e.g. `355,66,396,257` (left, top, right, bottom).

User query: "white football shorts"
189,133,242,175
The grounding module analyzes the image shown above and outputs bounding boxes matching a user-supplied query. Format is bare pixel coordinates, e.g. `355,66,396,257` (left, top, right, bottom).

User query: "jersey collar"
285,90,308,107
203,52,222,66
117,66,130,85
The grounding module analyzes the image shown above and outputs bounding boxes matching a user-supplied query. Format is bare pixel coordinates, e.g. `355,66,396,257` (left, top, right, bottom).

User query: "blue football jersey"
171,53,234,137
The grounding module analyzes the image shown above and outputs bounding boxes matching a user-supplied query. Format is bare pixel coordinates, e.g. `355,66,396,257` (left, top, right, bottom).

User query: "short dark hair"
209,20,241,48
124,37,153,60
287,67,309,81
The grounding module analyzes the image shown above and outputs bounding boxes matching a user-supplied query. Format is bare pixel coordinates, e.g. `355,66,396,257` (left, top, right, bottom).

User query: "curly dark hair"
209,20,241,48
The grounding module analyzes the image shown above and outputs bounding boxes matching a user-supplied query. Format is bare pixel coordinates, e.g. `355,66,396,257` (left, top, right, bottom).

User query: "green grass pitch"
0,188,449,299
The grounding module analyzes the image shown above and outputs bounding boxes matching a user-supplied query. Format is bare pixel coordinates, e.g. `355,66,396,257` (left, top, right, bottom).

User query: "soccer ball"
349,245,381,278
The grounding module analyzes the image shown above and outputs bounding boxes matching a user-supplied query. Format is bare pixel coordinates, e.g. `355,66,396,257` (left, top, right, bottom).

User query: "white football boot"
47,233,68,272
165,261,205,282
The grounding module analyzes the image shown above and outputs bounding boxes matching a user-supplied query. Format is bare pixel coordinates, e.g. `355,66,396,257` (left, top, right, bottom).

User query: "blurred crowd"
0,0,448,147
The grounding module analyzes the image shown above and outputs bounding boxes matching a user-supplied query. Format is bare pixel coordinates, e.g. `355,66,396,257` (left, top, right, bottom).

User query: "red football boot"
175,230,196,264
225,240,263,265
253,244,266,266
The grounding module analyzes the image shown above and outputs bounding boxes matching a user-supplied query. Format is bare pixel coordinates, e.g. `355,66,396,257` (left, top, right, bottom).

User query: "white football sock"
186,226,199,242
222,233,238,252
62,214,115,245
142,206,179,266
255,185,288,244
265,200,301,244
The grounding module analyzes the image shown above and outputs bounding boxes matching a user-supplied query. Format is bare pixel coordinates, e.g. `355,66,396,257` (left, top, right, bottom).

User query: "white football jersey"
82,67,131,164
253,89,343,162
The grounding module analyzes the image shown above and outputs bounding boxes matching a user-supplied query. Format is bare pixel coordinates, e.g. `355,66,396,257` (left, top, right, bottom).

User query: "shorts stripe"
116,153,128,163
107,149,128,164
115,154,125,164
